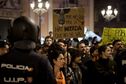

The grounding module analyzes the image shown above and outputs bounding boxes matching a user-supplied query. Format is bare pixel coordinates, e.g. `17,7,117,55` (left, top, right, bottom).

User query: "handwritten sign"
53,7,84,39
101,27,126,44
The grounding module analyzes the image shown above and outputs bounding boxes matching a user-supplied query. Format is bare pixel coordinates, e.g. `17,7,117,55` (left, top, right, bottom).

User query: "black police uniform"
0,16,56,84
0,41,56,84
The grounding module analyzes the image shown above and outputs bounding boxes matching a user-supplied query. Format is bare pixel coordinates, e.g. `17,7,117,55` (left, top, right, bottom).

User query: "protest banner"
101,27,126,44
53,7,84,39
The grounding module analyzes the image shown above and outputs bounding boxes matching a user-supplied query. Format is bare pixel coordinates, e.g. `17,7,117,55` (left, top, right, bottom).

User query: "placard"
101,27,126,44
53,7,84,39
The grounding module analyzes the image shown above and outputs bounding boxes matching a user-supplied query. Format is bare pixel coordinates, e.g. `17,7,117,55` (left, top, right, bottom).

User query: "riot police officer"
0,16,56,84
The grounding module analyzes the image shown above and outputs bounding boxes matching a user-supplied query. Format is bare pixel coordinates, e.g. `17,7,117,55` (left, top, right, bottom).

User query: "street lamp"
101,5,118,21
30,0,50,42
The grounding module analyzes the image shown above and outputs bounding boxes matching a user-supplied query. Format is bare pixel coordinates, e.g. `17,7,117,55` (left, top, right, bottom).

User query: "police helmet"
8,16,39,43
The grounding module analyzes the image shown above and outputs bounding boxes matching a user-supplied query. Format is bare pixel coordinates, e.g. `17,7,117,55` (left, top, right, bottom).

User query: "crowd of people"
0,16,126,84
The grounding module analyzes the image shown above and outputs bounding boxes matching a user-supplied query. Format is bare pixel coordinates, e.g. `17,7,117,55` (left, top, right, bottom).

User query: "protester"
63,52,75,84
48,42,66,84
112,39,124,58
115,48,126,84
69,48,83,84
95,44,117,84
84,46,99,84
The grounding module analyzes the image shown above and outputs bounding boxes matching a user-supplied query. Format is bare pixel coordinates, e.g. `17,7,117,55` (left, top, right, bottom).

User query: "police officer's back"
0,16,56,84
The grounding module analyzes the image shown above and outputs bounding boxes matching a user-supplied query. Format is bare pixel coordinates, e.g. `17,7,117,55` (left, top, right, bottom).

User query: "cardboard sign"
53,7,84,39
